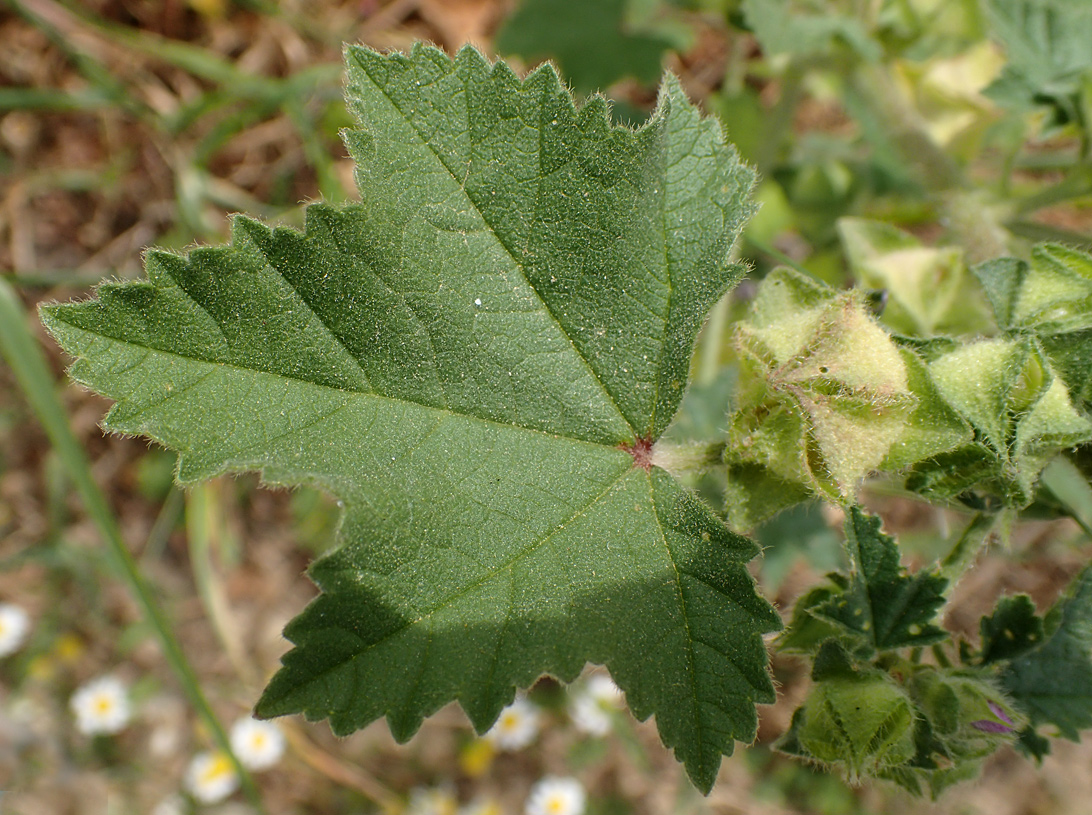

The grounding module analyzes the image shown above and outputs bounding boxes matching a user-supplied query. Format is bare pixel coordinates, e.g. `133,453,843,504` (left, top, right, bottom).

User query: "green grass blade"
0,279,265,811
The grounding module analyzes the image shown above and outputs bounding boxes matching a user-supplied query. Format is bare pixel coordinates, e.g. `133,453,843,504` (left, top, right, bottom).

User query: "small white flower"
569,674,623,736
184,750,239,804
406,785,458,815
70,675,131,735
525,776,585,815
486,696,540,751
230,716,285,771
0,603,30,657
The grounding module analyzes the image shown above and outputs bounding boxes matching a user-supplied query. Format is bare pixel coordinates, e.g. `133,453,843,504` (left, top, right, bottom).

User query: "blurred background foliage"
2,0,1091,813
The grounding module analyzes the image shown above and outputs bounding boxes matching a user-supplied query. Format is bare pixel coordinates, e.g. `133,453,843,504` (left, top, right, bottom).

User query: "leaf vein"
352,51,633,436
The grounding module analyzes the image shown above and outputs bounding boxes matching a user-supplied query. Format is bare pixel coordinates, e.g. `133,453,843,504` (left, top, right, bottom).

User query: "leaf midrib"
48,316,630,460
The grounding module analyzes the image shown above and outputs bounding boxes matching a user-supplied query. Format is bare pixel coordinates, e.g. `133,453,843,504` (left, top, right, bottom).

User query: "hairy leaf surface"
815,508,948,653
1002,565,1092,741
979,594,1045,665
40,44,779,792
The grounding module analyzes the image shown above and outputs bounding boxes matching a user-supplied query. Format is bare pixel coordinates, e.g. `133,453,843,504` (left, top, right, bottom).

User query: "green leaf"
797,673,916,782
979,594,1045,665
918,335,1092,507
928,338,1030,454
741,0,882,61
40,44,778,793
496,0,679,94
1002,565,1092,741
1038,455,1092,534
777,581,849,655
982,0,1092,129
973,244,1092,408
837,217,992,338
972,256,1025,330
814,508,948,653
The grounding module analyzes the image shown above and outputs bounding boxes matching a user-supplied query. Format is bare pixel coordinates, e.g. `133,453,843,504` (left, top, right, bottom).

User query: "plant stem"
846,62,962,193
0,281,266,812
650,440,727,477
930,643,952,669
1039,456,1092,541
187,481,259,687
754,59,807,175
940,511,998,586
697,293,731,387
1004,219,1092,247
1012,168,1092,216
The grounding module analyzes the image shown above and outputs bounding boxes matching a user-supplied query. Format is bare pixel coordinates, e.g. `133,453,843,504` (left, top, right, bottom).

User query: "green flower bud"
724,268,969,528
798,674,916,783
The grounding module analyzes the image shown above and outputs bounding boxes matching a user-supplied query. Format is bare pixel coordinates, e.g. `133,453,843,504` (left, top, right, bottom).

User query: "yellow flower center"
201,753,234,783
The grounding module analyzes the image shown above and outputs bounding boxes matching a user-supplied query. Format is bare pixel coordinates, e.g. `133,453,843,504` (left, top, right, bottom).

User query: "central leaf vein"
353,52,635,437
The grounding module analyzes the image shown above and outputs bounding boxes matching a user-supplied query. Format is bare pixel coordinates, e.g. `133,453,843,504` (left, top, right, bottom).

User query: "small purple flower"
971,701,1015,733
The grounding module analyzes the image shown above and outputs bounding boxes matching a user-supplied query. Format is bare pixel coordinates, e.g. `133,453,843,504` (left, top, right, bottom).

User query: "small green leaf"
1002,565,1092,741
928,338,1029,454
983,0,1092,130
880,348,972,471
41,44,777,793
814,508,948,654
1012,247,1092,330
777,582,849,655
742,0,882,60
838,218,991,337
496,0,678,94
1038,455,1092,533
979,594,1045,665
972,256,1025,330
1014,376,1092,490
974,244,1092,408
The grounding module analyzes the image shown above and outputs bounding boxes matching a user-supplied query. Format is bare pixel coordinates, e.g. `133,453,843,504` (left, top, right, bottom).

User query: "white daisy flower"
486,696,540,751
0,603,30,657
184,750,239,804
406,785,458,815
70,675,131,735
569,674,623,736
525,776,585,815
230,716,285,771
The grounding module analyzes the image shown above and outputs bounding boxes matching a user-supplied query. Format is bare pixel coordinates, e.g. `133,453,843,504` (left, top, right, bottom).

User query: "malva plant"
40,44,1092,796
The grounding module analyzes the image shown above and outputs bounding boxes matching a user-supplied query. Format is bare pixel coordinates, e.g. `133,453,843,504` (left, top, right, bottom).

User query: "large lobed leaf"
41,44,779,792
